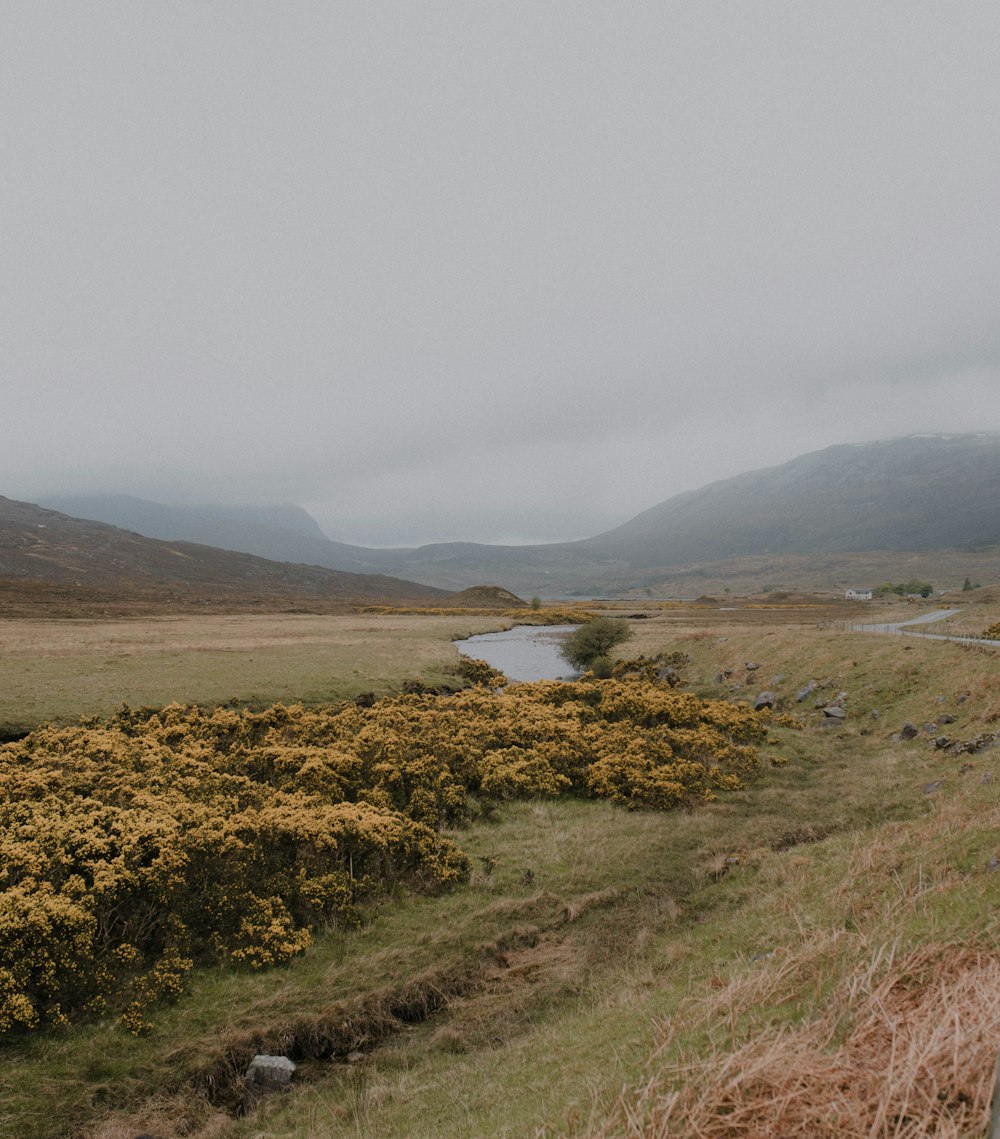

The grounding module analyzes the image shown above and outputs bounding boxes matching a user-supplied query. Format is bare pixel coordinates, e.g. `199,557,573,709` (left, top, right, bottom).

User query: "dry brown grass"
594,943,1000,1138
619,549,1000,599
88,1097,230,1139
571,765,1000,1139
0,611,511,730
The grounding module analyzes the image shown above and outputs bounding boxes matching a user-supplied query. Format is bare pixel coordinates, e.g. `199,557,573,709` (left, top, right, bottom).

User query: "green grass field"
2,602,1000,1137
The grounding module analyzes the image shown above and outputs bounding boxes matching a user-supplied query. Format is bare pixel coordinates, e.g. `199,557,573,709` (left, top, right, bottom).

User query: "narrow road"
851,607,1000,648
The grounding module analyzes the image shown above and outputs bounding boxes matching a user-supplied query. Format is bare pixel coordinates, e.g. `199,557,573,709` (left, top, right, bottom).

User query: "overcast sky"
2,3,999,546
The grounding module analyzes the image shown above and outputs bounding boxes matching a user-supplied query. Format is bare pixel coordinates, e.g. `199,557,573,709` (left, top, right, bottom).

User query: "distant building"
845,588,872,601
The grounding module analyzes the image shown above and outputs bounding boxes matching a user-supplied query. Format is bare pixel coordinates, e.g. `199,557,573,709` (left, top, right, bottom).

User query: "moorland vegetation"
0,661,777,1038
2,593,1000,1138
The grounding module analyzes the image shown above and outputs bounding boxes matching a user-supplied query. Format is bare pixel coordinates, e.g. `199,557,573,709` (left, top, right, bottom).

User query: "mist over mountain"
35,435,1000,595
38,494,401,577
581,433,1000,561
41,496,327,542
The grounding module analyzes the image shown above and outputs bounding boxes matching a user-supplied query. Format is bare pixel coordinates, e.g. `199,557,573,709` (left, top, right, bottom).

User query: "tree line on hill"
873,581,934,598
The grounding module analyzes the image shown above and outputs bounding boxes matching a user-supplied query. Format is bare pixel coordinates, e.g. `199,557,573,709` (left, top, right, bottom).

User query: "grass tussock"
594,943,1000,1139
573,773,1000,1139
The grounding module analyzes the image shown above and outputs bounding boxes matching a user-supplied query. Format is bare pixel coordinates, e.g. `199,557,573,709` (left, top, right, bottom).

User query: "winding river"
454,625,580,682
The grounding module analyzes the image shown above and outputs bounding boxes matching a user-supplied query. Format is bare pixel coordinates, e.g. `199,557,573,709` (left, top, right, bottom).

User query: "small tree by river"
560,617,633,672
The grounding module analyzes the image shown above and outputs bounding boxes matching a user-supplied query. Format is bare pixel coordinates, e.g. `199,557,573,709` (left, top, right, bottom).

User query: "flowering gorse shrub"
0,677,770,1034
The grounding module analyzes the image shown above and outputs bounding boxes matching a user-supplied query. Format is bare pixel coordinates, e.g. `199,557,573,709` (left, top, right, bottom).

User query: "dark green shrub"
560,617,633,671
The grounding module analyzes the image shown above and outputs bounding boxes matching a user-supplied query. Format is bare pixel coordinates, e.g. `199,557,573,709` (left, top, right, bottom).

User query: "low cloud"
3,4,1000,545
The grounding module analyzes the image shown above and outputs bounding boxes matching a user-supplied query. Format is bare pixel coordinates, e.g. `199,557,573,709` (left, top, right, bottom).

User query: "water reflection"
454,625,580,682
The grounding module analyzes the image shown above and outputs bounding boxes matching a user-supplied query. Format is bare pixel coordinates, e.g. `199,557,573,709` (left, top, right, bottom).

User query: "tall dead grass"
578,776,1000,1139
594,942,1000,1138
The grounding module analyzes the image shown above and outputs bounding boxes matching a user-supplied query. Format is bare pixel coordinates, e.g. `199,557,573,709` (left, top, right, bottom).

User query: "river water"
454,625,581,682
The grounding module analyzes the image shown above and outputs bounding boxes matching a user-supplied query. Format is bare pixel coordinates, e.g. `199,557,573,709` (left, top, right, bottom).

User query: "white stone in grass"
246,1054,296,1087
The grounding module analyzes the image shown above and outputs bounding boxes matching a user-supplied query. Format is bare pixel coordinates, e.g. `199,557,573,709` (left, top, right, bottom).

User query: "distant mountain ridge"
0,496,449,608
41,495,328,541
37,434,1000,594
582,433,1000,563
37,494,385,574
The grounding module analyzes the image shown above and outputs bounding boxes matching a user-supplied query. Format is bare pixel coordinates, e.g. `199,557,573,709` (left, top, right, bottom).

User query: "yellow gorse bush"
0,673,770,1034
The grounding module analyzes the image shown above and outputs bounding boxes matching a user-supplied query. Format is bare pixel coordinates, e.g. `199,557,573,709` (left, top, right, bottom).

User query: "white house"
845,588,873,601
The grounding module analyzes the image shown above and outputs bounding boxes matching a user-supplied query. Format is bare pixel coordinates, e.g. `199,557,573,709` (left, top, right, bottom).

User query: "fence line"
817,619,1000,652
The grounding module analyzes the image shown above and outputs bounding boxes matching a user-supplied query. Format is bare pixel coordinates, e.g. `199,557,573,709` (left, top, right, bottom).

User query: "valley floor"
2,598,999,1137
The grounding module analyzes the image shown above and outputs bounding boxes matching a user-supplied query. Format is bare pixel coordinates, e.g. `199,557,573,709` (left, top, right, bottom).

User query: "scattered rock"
953,733,997,755
658,667,680,684
939,714,957,724
957,692,969,704
984,773,994,785
987,855,999,872
745,661,759,672
716,669,733,683
922,780,942,794
346,1051,366,1064
753,692,775,710
934,736,951,749
900,722,919,740
923,723,938,734
959,763,975,775
822,705,847,720
814,697,827,709
245,1054,296,1090
795,681,816,702
870,709,880,719
771,674,785,685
